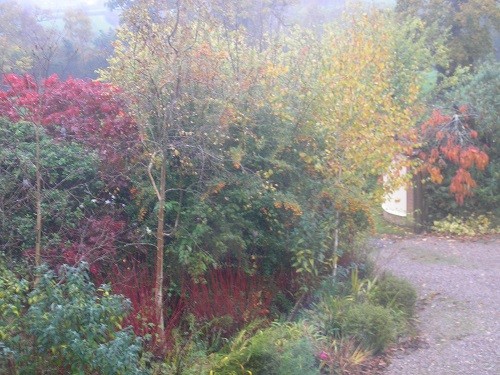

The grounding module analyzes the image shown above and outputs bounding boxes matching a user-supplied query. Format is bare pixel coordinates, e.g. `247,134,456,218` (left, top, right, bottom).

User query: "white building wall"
382,166,408,217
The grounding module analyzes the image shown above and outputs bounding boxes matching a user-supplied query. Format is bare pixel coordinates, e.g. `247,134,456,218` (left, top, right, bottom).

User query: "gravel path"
371,235,500,375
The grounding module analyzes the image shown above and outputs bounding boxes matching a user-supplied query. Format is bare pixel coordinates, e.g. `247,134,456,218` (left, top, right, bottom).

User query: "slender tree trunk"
34,123,42,283
154,156,166,342
332,167,342,279
332,209,340,279
287,291,307,322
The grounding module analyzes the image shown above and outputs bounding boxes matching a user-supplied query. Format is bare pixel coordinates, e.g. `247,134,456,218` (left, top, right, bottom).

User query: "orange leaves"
450,168,476,205
205,182,226,197
459,148,475,169
440,141,461,164
273,201,303,217
189,42,229,86
428,148,439,163
219,106,238,129
458,105,468,114
428,166,443,184
421,109,452,131
441,145,489,171
200,181,227,201
473,149,489,171
418,106,490,205
129,186,139,199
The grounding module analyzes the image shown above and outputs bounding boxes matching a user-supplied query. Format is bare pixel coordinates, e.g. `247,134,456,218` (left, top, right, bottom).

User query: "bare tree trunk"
332,167,342,279
154,156,166,342
332,209,340,279
34,123,42,283
287,291,307,322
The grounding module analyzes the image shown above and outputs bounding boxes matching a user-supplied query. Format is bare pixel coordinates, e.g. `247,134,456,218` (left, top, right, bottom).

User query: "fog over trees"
0,1,498,374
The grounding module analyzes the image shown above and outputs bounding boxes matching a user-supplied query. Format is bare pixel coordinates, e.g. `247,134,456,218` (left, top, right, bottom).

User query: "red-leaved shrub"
185,268,273,336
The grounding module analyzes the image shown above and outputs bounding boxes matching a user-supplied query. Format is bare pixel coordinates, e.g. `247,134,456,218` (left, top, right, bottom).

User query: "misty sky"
16,0,396,11
18,0,108,10
12,0,397,30
12,0,118,29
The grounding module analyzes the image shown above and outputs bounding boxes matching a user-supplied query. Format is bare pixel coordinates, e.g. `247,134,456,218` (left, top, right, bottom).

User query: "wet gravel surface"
371,235,500,375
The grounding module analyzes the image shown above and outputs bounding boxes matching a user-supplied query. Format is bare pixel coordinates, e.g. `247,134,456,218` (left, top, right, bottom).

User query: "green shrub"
211,322,319,375
342,303,397,354
28,263,145,375
432,214,498,236
0,258,29,374
0,120,100,257
372,274,417,317
2,262,146,375
309,296,398,354
308,296,351,339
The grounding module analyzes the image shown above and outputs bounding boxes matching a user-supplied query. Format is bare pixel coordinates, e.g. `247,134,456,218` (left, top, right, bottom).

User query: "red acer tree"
418,106,489,204
0,74,138,166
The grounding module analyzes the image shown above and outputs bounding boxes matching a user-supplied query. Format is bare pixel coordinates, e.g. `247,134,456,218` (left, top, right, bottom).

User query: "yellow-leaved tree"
264,9,439,291
310,10,433,273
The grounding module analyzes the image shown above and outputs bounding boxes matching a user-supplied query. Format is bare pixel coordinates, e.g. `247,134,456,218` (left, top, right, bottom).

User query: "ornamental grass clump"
371,273,417,318
341,303,397,354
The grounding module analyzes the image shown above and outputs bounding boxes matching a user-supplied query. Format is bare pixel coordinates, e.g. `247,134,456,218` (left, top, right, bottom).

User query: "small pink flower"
318,351,330,361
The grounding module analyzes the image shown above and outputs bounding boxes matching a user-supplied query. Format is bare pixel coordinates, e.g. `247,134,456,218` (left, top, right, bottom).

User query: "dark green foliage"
1,262,145,375
396,0,500,75
447,61,500,220
372,274,417,317
424,61,500,224
0,119,99,256
270,291,295,317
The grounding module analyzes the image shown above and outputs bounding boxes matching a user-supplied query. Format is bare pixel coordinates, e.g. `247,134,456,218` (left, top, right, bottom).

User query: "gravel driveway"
371,235,500,375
